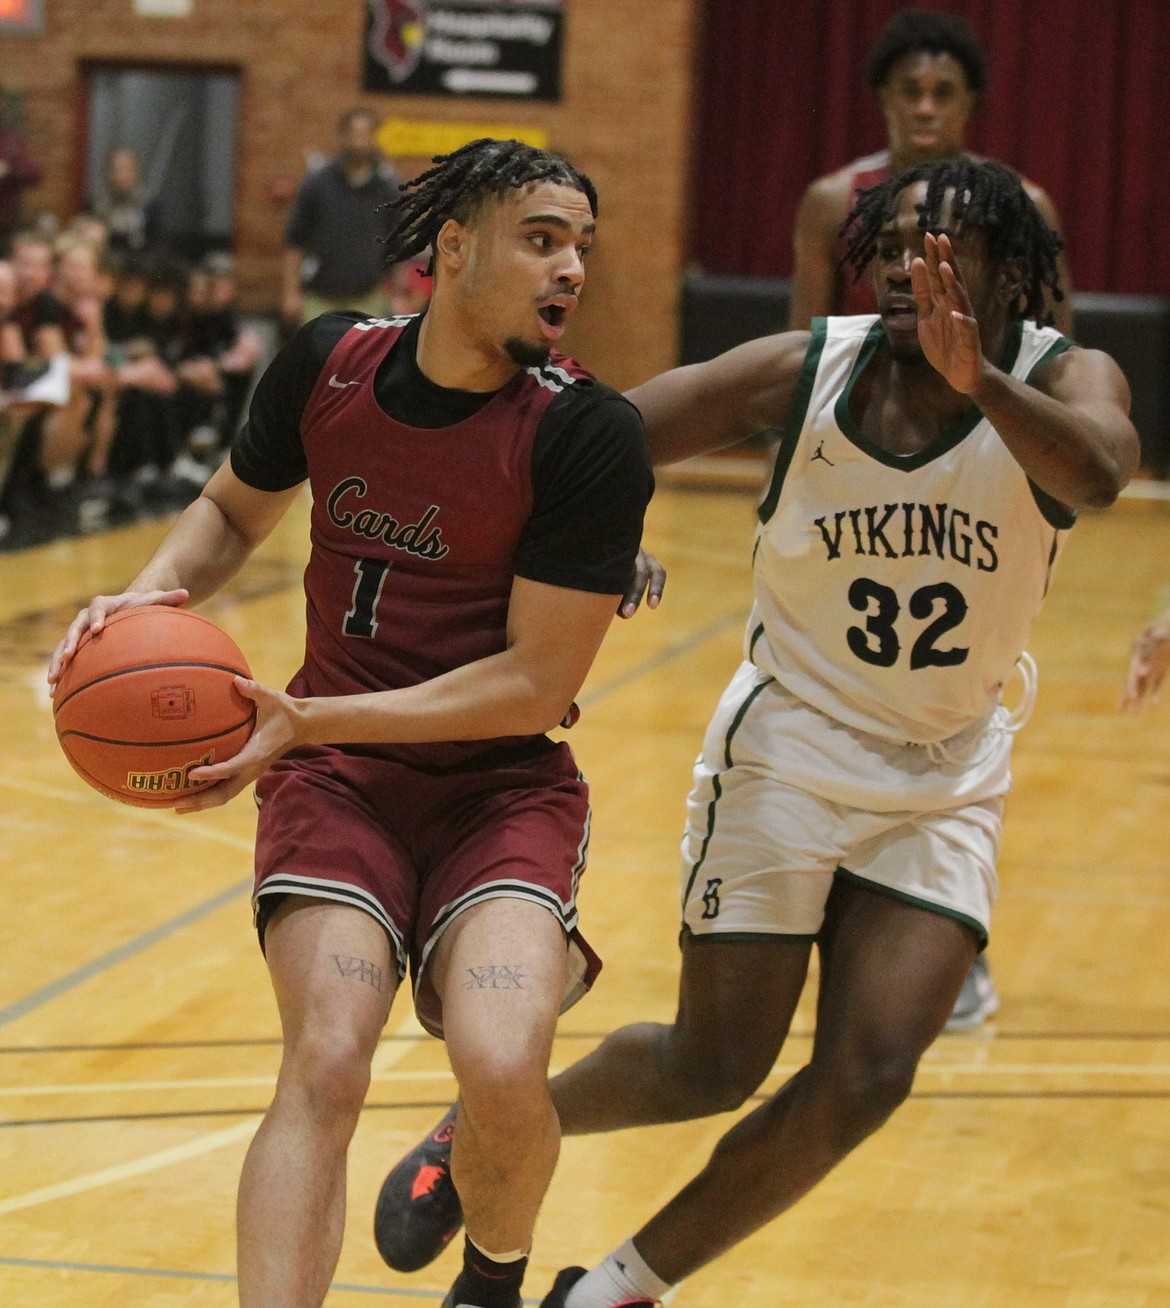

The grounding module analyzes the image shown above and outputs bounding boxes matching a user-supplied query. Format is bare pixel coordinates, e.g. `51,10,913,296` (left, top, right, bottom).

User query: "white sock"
467,1233,529,1262
564,1238,673,1307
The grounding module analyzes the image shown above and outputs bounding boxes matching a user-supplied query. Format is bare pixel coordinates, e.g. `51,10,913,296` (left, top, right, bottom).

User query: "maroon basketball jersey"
834,150,891,317
291,315,590,768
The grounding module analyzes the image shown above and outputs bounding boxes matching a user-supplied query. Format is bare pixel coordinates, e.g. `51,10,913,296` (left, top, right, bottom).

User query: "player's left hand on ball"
176,677,299,811
619,547,666,618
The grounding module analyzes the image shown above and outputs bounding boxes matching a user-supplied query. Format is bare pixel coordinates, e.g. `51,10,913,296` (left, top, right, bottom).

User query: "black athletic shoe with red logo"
539,1266,659,1307
374,1105,464,1272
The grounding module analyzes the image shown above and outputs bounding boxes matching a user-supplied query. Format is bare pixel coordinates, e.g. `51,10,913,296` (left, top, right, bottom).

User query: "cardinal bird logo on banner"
369,0,427,83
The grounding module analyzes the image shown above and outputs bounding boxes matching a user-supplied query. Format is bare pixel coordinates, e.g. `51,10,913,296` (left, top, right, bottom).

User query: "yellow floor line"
10,1061,1170,1103
0,1006,425,1214
0,771,255,853
0,1117,261,1216
3,1067,457,1098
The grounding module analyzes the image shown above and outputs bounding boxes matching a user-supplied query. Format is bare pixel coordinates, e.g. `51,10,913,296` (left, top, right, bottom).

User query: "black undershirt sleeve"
515,389,654,594
229,311,365,491
231,318,653,589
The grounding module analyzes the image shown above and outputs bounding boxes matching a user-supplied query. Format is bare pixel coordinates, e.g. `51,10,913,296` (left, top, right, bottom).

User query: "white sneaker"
945,954,999,1031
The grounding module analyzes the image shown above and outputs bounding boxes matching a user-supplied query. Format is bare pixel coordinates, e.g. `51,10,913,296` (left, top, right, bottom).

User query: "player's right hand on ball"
176,677,296,813
48,588,190,694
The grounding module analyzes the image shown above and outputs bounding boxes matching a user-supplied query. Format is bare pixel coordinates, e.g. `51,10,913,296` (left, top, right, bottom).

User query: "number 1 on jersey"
344,558,391,639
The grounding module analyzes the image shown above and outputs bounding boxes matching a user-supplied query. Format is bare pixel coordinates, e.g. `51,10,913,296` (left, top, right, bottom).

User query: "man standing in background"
788,7,1073,339
281,106,400,330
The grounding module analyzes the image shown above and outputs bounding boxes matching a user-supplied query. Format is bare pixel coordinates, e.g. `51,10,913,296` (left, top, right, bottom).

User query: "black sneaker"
440,1290,520,1308
540,1266,659,1307
374,1105,463,1271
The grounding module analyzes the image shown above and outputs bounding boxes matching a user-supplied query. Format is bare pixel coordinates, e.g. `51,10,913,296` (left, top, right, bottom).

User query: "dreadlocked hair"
838,158,1065,326
381,138,597,270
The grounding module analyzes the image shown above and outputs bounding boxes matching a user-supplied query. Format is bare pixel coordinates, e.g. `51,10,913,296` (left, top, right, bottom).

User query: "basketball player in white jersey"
375,159,1138,1307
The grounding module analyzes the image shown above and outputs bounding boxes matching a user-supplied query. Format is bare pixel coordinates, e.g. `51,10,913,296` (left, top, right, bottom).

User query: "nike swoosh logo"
328,374,360,389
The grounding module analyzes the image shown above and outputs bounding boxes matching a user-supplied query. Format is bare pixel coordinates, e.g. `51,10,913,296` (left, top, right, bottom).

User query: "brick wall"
0,1,698,388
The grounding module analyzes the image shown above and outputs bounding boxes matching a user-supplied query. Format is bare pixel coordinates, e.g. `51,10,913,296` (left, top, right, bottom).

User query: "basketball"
53,605,255,808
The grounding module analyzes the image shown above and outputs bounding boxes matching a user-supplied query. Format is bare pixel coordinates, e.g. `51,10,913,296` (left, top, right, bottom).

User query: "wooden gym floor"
2,483,1170,1306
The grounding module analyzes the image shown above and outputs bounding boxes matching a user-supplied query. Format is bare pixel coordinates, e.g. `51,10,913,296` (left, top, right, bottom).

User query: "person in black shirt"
50,138,657,1308
174,253,262,469
281,106,401,331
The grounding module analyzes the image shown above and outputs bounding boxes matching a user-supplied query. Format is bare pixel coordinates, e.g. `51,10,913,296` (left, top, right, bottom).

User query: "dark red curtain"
691,0,1170,294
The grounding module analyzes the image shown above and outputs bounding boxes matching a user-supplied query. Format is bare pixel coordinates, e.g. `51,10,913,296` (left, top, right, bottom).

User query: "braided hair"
839,158,1064,325
382,138,597,271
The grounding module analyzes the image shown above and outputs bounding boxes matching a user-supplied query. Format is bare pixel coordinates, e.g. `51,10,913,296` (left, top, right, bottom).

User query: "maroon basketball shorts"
252,741,598,1035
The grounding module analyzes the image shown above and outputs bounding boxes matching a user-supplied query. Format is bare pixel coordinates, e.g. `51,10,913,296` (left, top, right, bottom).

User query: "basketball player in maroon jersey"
788,7,1073,337
48,139,656,1308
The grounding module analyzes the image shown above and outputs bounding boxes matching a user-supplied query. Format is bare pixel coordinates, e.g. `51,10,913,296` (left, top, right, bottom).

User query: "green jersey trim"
681,774,722,911
835,867,989,947
832,319,1027,472
681,675,773,911
680,925,820,946
758,318,827,524
1024,334,1078,529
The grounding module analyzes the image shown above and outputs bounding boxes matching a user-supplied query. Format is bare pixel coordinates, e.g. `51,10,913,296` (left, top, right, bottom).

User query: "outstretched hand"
618,547,666,619
175,677,300,812
911,232,984,396
1119,611,1170,714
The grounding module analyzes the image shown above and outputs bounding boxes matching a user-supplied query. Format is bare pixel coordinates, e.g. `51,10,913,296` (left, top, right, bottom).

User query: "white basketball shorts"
680,662,1015,945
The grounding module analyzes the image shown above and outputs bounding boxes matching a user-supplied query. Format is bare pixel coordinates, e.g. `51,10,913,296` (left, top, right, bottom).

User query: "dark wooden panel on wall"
680,275,1170,475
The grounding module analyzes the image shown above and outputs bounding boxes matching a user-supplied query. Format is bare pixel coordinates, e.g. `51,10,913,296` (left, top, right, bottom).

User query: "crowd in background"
0,114,432,555
0,144,264,551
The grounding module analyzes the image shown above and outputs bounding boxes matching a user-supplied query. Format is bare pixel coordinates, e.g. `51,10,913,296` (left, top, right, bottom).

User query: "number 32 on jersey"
846,577,968,670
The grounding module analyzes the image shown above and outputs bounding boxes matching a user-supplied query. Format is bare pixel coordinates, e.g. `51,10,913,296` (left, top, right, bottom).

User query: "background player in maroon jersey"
788,7,1073,338
787,7,1073,1028
48,139,657,1308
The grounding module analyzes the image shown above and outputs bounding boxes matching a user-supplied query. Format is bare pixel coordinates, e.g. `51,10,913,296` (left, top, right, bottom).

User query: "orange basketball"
53,605,255,808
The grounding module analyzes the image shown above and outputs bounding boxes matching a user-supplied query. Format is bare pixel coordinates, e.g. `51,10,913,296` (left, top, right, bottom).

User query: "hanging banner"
364,0,564,103
376,117,548,157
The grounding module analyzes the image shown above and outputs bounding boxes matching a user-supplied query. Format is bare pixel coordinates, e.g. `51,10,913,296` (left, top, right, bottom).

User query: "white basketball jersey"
748,315,1075,745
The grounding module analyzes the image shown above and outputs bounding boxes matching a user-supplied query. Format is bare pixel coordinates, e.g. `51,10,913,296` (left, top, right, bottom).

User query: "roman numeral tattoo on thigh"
464,964,527,990
331,954,385,993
